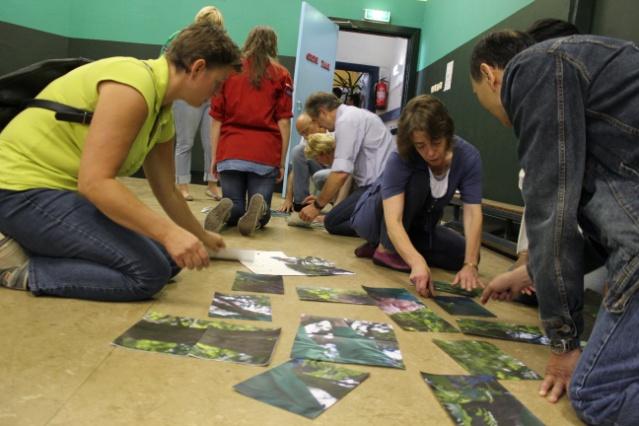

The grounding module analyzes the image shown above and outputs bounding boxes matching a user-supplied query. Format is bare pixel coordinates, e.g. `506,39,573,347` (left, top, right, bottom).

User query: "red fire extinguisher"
375,78,389,110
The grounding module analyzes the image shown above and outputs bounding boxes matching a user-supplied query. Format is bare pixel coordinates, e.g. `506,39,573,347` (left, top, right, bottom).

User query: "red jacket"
211,59,293,167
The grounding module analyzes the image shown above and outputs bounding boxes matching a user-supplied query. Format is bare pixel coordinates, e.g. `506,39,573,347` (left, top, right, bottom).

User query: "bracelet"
313,199,325,210
463,262,478,269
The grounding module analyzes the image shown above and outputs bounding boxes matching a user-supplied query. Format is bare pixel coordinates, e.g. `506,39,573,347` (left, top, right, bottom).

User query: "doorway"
333,61,379,112
330,18,420,124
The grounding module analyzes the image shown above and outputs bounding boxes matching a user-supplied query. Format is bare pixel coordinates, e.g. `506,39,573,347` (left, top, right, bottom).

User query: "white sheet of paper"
240,251,303,275
444,60,454,91
209,248,256,262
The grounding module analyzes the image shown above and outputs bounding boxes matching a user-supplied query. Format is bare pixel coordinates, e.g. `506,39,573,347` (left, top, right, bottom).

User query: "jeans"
502,35,639,422
0,189,180,301
352,170,464,270
570,291,639,426
173,100,214,184
324,186,369,237
291,142,327,204
219,170,276,227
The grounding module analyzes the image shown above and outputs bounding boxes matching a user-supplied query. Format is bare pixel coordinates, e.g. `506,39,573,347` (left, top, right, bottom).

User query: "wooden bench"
447,195,524,258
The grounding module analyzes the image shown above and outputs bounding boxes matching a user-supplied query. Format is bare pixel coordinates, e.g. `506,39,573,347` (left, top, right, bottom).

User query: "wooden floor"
0,178,582,426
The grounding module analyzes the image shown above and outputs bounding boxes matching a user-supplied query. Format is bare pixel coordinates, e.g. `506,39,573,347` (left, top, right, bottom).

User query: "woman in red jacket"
205,26,292,236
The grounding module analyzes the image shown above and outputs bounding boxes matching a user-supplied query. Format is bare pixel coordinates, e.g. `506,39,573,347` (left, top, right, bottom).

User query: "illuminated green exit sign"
364,9,391,23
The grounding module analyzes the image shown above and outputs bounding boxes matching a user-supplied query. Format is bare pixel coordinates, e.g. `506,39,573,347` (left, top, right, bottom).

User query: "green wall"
0,0,537,72
419,0,533,69
416,0,571,204
0,0,70,35
592,0,639,43
0,0,425,57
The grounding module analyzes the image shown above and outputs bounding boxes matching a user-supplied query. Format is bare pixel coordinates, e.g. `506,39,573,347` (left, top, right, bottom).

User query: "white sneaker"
0,232,28,269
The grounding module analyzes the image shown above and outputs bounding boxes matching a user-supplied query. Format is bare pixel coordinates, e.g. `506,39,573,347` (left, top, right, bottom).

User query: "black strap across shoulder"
23,99,93,124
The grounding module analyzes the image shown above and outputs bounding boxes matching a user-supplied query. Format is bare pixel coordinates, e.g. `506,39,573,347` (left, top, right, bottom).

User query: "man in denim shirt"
471,31,639,425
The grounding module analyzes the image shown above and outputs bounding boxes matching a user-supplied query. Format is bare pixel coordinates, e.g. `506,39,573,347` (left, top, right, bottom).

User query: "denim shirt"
502,35,639,352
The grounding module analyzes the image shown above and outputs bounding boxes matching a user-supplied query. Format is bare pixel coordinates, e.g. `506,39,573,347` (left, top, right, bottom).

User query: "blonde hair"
195,6,224,27
304,133,335,159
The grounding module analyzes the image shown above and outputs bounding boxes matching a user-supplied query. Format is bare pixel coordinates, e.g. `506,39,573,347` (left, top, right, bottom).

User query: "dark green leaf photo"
291,314,405,369
296,286,375,305
422,373,544,425
433,296,496,317
232,271,284,295
113,312,212,356
190,322,281,366
362,286,458,332
234,359,369,419
434,339,541,380
434,280,482,297
457,319,550,346
209,292,272,322
113,312,281,365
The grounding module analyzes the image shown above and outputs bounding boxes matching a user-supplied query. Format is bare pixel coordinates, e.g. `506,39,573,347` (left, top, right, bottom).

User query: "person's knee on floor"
124,253,174,299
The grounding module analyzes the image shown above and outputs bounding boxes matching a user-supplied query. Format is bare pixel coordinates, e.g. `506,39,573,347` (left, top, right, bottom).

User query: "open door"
283,2,338,193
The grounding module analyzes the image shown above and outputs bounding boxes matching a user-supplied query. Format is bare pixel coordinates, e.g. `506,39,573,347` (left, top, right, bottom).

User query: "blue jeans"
324,186,368,236
219,170,275,227
0,189,180,301
173,100,214,184
570,292,639,425
502,35,639,422
352,170,464,270
291,142,327,205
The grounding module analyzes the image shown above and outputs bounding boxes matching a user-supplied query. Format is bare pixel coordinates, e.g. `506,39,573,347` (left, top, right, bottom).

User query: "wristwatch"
550,338,581,354
313,199,325,210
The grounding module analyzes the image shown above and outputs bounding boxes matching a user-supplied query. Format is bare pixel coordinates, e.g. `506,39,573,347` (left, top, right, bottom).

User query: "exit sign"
364,9,391,23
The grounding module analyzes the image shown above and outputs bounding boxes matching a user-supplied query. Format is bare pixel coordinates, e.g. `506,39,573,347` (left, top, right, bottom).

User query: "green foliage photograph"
422,373,544,425
363,286,458,332
296,286,375,305
291,314,405,369
232,271,284,294
235,359,369,419
434,340,541,380
209,292,273,322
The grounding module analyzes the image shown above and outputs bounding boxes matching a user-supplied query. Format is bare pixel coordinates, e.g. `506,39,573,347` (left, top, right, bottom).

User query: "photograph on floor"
269,209,291,218
189,322,281,366
241,251,353,276
433,339,541,380
209,292,272,322
363,286,457,332
291,314,405,369
234,359,369,419
272,255,352,276
113,312,280,365
232,271,284,294
113,312,213,356
296,286,375,305
457,319,550,346
433,296,496,317
422,373,544,426
433,280,482,297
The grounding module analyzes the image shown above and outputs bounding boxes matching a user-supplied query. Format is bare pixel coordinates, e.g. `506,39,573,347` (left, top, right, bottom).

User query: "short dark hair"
166,21,241,72
396,95,454,161
304,92,341,118
527,18,579,42
470,30,535,81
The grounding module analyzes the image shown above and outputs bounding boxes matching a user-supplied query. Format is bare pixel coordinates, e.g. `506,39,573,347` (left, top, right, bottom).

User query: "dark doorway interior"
329,18,420,111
